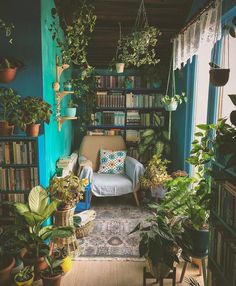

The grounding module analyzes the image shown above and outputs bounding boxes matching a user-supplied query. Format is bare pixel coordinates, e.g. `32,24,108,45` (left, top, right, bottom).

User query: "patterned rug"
77,194,151,259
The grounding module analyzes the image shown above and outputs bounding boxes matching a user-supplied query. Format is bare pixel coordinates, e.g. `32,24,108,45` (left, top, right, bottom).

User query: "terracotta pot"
25,123,40,137
0,256,15,285
0,120,14,136
116,63,125,73
209,68,230,86
0,67,17,83
41,273,62,286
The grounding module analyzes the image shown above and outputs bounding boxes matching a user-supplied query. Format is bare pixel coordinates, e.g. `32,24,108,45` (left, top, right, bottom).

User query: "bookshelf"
88,75,168,161
0,135,42,221
209,161,236,286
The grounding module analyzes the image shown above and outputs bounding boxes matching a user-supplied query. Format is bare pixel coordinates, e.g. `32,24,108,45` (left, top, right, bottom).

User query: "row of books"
210,226,236,286
213,180,236,229
87,129,125,136
0,167,39,191
96,75,141,89
0,141,36,165
94,112,125,126
126,93,162,108
96,91,125,107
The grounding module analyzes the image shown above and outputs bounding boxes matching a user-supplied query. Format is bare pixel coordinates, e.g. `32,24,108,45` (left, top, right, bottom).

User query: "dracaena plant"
41,254,63,277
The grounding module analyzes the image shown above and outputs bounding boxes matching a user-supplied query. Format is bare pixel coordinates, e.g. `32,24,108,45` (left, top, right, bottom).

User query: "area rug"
77,195,151,259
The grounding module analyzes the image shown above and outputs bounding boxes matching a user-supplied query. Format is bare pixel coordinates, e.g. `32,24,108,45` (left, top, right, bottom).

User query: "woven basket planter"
53,235,80,258
54,207,75,227
75,221,94,239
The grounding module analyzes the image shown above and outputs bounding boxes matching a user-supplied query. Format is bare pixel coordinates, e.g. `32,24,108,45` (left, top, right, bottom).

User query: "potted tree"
0,57,23,83
64,99,78,117
0,87,21,135
4,185,74,281
48,173,88,227
139,155,171,201
17,96,52,136
14,266,34,286
161,92,187,112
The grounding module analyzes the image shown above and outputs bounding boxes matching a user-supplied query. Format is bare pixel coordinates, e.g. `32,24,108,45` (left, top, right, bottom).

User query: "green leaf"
13,203,29,215
195,132,204,137
29,186,48,214
197,124,209,130
141,129,154,137
51,226,74,238
42,200,60,222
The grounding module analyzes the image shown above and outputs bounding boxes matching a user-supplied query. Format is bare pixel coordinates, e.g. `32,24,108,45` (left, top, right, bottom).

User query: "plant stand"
143,266,176,286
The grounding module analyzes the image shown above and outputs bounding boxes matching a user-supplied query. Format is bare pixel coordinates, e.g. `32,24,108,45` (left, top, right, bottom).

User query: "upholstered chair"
76,135,144,206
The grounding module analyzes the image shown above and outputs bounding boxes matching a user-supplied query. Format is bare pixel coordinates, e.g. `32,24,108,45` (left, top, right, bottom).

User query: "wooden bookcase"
209,161,236,286
87,75,169,162
0,135,43,222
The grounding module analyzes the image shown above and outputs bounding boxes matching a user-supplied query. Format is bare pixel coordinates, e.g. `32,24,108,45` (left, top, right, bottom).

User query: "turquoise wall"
41,0,73,186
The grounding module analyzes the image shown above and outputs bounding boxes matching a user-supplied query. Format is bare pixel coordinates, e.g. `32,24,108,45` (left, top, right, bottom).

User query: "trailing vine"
0,18,14,43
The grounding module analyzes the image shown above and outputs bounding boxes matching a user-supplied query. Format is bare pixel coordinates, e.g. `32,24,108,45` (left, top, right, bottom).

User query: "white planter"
164,101,178,111
64,108,77,117
116,63,125,73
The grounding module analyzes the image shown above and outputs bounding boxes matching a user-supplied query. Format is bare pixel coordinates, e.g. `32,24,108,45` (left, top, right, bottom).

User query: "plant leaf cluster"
161,92,187,106
0,18,14,44
0,57,23,69
15,266,34,282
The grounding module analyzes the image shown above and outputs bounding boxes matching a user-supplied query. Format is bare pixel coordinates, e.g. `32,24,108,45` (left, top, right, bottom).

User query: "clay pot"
25,123,40,137
0,120,14,136
209,68,230,86
0,256,15,285
0,67,17,83
41,273,62,286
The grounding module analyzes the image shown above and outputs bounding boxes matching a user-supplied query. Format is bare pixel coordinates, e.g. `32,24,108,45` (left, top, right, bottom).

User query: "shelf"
0,163,37,168
95,107,164,112
208,255,231,285
57,116,78,132
56,91,74,100
87,125,160,130
211,209,236,237
97,88,162,93
0,136,39,141
0,190,30,194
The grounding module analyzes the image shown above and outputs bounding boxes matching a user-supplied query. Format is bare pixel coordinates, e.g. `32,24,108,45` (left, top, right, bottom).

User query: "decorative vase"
0,120,14,136
14,272,34,286
41,273,62,286
209,68,230,87
164,101,178,111
25,123,40,137
0,256,15,285
64,108,76,117
116,63,125,73
0,67,17,83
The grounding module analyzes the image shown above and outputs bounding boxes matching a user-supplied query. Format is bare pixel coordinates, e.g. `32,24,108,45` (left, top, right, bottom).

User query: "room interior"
0,0,236,285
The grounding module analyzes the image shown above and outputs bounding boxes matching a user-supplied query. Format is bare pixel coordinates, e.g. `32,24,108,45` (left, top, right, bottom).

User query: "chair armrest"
125,156,145,189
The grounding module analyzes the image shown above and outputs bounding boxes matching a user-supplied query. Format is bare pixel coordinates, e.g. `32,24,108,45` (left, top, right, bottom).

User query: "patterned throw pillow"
98,149,127,174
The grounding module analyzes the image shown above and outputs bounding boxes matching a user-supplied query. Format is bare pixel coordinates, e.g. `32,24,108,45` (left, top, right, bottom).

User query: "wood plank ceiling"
64,0,194,68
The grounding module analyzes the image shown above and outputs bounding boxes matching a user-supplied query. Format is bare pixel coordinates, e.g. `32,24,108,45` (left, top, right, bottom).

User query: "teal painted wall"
41,0,73,186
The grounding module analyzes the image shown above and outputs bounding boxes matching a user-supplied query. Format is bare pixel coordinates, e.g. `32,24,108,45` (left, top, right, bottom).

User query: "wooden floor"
34,260,204,286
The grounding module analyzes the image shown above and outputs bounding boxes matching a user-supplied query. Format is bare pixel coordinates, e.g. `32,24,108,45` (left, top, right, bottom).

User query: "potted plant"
48,173,88,227
161,92,187,112
40,253,63,286
130,210,190,280
0,229,15,285
17,96,52,137
14,266,34,286
53,247,73,273
0,87,21,135
63,80,73,91
139,155,171,201
0,17,14,44
209,62,230,87
4,185,74,281
0,57,23,83
64,99,78,117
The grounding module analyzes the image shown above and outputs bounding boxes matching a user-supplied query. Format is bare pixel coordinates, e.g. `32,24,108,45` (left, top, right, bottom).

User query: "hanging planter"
163,100,178,112
115,63,125,73
0,57,23,84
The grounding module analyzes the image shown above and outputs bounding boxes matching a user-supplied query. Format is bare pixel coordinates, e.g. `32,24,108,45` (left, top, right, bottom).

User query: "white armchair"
76,135,144,206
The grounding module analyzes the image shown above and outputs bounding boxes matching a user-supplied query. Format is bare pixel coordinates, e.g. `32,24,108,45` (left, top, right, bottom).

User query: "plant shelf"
56,91,74,100
57,116,78,131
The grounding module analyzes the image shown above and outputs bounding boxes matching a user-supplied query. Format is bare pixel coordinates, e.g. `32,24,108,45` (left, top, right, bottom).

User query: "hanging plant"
0,18,14,44
111,0,161,68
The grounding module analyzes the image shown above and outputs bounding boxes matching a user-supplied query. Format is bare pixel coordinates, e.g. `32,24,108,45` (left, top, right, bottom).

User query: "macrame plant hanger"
134,0,148,32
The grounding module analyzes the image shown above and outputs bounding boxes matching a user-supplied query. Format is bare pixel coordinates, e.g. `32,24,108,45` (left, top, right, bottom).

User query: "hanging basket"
116,63,125,73
209,68,230,86
164,101,178,112
0,67,17,84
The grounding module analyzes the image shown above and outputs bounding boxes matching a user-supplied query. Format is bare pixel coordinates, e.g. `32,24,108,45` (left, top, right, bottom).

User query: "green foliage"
140,155,171,190
2,186,74,258
41,254,63,277
15,266,34,282
0,87,21,123
114,25,161,68
16,96,52,127
138,114,170,161
48,172,88,210
0,57,23,69
0,18,14,43
68,99,78,108
161,92,187,106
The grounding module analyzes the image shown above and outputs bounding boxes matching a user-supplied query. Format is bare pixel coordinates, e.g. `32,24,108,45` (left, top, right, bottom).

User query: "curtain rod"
179,0,216,34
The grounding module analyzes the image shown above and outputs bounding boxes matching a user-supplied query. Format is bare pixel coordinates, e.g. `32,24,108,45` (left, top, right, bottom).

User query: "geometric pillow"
97,149,127,174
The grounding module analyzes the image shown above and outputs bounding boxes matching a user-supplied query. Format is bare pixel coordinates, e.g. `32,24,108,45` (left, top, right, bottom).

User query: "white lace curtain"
173,0,222,70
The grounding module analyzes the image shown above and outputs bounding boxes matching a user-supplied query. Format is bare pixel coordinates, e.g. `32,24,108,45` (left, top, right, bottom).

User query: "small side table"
179,255,207,286
143,266,176,286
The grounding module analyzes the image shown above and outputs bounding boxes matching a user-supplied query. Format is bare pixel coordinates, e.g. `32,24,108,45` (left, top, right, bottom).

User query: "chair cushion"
92,173,133,197
97,149,127,174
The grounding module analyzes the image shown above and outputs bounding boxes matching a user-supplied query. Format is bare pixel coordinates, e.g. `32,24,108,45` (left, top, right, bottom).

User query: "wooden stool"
143,266,176,286
179,255,207,286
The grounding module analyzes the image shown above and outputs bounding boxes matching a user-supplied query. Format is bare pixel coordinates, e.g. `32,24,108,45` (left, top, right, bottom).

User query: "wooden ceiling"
60,0,194,68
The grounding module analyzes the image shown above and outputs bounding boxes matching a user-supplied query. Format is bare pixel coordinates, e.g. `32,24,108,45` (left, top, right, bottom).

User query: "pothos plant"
161,92,187,106
50,0,96,69
0,17,14,43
